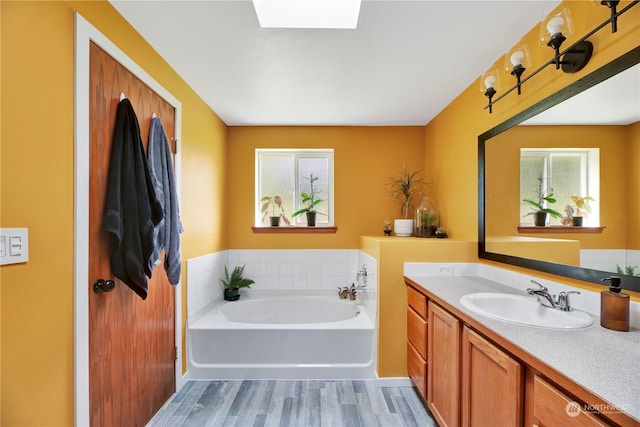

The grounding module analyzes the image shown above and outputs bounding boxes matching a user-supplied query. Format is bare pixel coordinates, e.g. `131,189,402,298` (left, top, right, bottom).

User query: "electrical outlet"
437,264,454,276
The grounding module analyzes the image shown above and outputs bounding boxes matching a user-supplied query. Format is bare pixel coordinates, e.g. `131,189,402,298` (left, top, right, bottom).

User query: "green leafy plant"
387,164,428,219
260,195,290,225
570,195,595,217
292,173,324,218
522,175,562,219
220,265,255,290
616,265,640,277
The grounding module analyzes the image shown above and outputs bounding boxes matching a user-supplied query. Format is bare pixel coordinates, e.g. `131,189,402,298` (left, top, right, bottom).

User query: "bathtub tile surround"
147,380,435,427
404,262,640,328
187,249,374,317
186,251,227,316
581,249,640,275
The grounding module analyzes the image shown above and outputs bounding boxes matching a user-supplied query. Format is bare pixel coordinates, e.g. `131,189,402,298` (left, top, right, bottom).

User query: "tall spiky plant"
387,164,428,219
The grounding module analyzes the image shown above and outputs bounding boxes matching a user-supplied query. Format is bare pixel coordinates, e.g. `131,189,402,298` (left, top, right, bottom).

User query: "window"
256,149,334,226
520,148,599,226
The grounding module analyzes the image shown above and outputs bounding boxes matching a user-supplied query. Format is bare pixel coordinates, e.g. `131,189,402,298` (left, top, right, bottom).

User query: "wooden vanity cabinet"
461,326,523,427
406,280,632,427
407,286,428,399
427,301,460,427
528,373,609,427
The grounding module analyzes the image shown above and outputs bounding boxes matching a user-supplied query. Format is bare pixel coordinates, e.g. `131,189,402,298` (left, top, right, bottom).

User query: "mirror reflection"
483,61,639,284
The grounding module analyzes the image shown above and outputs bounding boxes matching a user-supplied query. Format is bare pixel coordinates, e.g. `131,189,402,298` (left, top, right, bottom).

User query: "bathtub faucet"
356,264,368,287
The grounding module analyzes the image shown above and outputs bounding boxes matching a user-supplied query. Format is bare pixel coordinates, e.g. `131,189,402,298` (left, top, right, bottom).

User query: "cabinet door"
428,302,461,427
461,326,523,427
531,375,608,427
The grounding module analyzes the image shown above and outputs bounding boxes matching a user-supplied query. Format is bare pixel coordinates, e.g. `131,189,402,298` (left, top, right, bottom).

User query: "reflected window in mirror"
520,148,599,226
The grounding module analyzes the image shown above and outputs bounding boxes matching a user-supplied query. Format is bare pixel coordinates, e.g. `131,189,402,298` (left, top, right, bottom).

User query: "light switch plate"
0,228,29,265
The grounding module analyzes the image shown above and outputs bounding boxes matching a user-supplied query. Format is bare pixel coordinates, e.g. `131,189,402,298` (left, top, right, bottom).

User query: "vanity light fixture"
541,8,593,73
600,0,620,33
505,43,531,95
480,69,499,114
482,0,638,113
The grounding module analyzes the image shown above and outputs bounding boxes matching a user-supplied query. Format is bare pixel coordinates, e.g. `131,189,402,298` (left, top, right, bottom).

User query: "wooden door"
428,301,461,427
88,42,176,427
461,326,523,427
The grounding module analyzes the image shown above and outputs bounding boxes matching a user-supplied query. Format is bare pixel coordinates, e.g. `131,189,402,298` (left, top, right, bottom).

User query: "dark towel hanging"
103,99,163,300
148,117,183,286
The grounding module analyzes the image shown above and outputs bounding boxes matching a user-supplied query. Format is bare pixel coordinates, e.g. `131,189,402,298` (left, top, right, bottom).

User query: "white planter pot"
394,219,414,237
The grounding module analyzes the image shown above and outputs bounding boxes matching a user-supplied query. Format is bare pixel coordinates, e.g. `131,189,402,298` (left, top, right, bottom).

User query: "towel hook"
119,92,126,101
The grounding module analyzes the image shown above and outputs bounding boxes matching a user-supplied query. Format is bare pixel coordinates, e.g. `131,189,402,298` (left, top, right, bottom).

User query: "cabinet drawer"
407,307,427,359
407,285,427,318
532,376,608,427
407,341,427,401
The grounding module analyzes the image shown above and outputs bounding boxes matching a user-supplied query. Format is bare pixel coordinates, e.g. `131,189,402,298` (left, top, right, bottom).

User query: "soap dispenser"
600,276,629,332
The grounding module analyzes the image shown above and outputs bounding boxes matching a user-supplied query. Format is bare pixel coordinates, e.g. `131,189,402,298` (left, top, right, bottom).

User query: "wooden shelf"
518,225,605,234
251,226,337,234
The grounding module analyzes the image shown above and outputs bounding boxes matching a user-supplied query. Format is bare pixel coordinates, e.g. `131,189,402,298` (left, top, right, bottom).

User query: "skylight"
252,0,361,29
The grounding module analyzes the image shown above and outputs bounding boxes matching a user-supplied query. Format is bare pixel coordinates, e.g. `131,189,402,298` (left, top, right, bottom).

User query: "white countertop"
405,275,640,422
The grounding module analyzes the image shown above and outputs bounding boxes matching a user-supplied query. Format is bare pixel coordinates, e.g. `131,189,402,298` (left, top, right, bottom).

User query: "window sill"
252,226,337,234
518,225,605,234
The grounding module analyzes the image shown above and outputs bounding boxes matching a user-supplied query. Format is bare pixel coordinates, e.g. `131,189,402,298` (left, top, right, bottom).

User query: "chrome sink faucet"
526,280,580,312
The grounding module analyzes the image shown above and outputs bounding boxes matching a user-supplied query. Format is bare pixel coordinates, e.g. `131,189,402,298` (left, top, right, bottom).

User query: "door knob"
93,279,116,293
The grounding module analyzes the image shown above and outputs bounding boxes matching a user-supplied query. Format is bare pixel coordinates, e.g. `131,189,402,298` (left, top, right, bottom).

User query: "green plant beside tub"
220,265,255,301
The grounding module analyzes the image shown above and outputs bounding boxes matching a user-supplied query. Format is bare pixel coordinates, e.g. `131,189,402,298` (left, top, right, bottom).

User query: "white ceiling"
110,0,563,126
523,63,640,126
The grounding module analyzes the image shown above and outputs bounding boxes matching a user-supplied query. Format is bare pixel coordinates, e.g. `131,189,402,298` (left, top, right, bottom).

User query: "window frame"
520,148,600,226
255,149,334,227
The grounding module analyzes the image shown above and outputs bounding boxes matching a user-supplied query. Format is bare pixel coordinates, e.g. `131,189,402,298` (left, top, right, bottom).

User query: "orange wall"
1,2,226,426
227,126,425,248
486,125,629,250
1,0,639,425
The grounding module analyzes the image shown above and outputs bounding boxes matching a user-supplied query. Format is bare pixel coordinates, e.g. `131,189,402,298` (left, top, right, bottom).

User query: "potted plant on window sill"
387,164,428,236
260,195,290,227
292,173,324,227
569,195,594,226
220,265,255,301
522,175,562,226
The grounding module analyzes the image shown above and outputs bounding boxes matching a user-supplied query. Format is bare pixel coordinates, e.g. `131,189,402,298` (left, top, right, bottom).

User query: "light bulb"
547,16,564,35
484,75,496,89
510,51,525,67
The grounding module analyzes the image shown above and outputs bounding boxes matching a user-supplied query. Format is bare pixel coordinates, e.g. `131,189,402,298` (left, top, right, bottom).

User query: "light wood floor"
147,380,436,427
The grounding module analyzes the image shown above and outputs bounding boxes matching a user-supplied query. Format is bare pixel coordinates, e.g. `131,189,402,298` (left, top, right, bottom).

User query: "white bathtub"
187,293,376,379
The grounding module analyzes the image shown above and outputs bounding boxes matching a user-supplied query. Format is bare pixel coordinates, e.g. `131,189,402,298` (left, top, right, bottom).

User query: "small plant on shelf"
570,195,594,217
292,173,324,226
522,175,562,226
260,195,290,226
220,265,255,301
568,195,594,226
387,163,428,219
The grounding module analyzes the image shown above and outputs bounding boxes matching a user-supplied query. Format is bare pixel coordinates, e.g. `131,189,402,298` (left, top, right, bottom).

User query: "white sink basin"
460,292,594,330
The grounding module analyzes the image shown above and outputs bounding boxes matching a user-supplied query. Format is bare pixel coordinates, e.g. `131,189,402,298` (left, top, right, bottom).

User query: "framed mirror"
479,46,640,292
